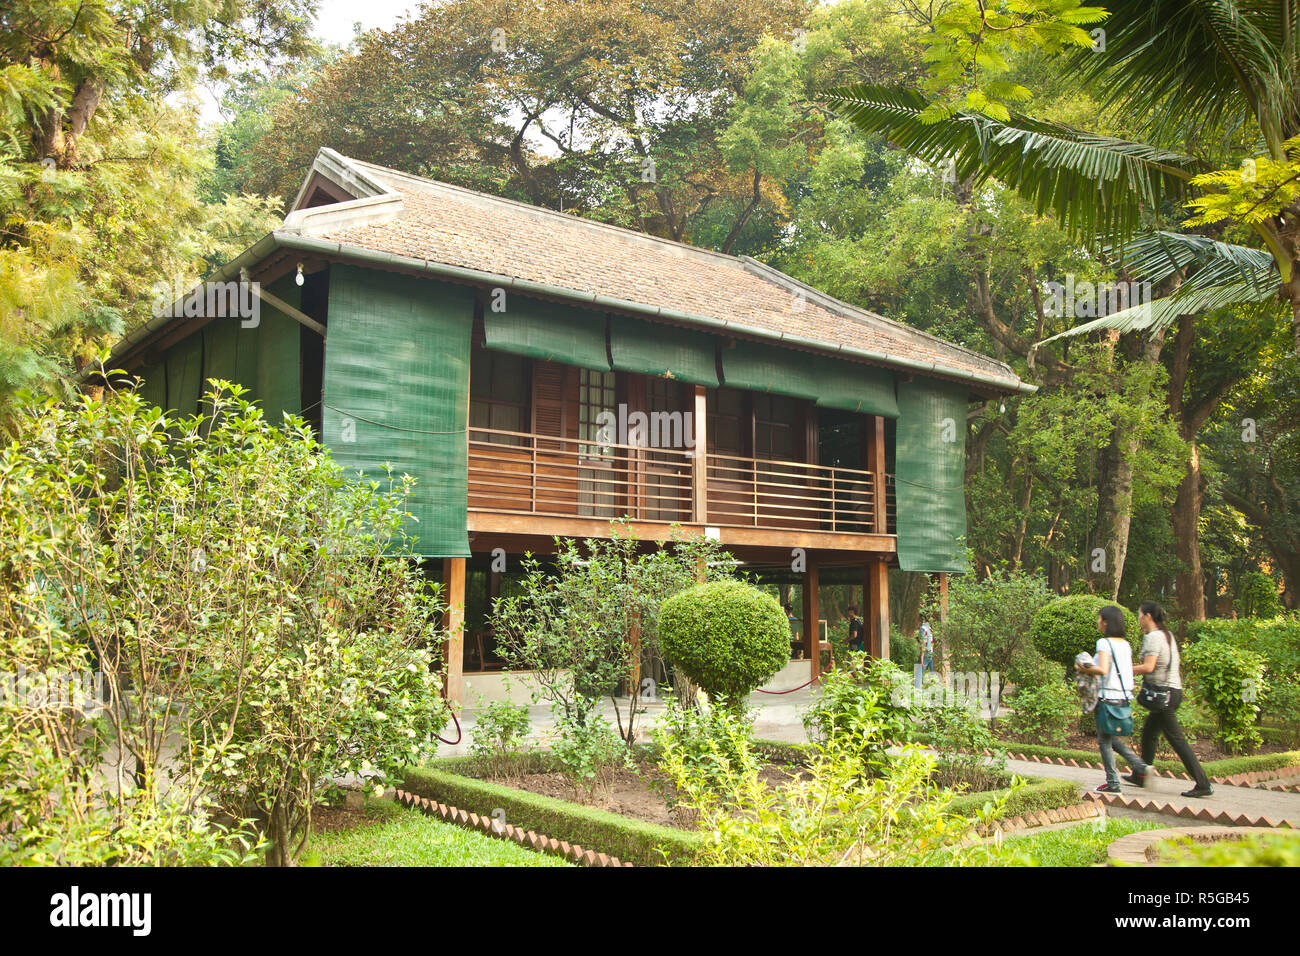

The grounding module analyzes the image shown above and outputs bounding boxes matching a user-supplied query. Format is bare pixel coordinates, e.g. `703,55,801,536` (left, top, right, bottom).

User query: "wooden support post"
442,557,466,710
936,571,949,680
868,558,890,661
867,415,887,535
691,384,708,524
802,561,820,682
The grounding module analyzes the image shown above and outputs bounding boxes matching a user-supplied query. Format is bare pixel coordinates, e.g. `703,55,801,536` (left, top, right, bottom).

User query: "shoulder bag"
1137,630,1173,713
1095,638,1134,736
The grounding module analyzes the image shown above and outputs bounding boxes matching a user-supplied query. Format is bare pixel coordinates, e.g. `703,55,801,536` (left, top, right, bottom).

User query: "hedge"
946,776,1081,820
991,741,1300,779
399,764,704,866
1031,595,1140,668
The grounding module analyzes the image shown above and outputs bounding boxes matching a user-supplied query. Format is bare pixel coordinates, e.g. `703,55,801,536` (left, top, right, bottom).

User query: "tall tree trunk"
1171,442,1205,625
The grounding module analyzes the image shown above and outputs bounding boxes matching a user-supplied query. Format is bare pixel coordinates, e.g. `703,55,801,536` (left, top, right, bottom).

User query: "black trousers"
1140,688,1211,790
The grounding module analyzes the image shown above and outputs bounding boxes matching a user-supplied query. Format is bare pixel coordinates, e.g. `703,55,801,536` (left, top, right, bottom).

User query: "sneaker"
1095,782,1123,793
1123,772,1147,787
1180,786,1213,798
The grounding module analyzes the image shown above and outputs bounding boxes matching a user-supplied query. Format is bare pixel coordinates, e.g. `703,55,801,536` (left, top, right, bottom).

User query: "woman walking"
1130,601,1213,798
1077,605,1148,793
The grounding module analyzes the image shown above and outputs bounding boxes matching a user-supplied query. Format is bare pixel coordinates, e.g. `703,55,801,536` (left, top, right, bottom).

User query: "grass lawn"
997,818,1167,867
304,800,574,867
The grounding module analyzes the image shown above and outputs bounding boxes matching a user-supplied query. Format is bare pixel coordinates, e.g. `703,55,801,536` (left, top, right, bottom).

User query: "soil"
312,802,377,834
481,760,805,829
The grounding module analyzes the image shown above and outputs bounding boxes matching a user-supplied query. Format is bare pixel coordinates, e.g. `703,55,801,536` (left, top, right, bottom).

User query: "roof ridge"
342,155,751,268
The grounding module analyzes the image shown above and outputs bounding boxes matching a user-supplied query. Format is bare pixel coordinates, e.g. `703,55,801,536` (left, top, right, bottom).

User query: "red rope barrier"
755,676,820,695
434,706,463,745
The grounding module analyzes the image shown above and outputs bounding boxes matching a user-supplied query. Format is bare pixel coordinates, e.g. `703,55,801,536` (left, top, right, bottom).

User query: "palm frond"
820,84,1200,243
1108,231,1278,291
1071,0,1295,151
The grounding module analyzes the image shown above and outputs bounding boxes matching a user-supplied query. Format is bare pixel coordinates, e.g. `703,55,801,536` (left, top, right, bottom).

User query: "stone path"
1002,758,1300,827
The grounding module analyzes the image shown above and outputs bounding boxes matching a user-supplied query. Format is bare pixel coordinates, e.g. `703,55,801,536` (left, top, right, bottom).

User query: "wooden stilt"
868,558,890,661
442,557,466,709
802,561,820,682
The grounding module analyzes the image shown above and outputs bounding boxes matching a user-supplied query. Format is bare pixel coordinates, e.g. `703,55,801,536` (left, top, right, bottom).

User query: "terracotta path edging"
982,800,1102,836
1083,789,1297,829
391,787,633,867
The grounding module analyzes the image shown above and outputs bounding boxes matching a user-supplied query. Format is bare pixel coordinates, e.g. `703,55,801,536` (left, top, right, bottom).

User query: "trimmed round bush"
1030,595,1140,668
659,580,790,704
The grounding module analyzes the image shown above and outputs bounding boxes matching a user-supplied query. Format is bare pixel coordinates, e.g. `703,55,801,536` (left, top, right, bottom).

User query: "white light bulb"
295,263,304,286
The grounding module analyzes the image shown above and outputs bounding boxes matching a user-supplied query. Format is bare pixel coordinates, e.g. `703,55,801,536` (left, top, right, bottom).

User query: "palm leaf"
820,84,1200,242
1070,0,1297,151
1108,231,1278,292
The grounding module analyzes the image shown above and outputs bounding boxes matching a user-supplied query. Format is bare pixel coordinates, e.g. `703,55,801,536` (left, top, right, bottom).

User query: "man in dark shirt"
847,605,865,654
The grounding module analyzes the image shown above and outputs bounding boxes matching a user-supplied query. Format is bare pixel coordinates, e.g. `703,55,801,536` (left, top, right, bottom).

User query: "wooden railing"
468,427,897,536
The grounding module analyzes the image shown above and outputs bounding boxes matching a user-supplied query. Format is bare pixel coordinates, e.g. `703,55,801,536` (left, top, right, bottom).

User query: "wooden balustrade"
467,426,897,536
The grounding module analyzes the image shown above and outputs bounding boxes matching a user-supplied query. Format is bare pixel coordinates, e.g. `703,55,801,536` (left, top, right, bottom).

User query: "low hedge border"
399,764,704,867
947,775,1081,822
390,787,629,867
1088,790,1297,829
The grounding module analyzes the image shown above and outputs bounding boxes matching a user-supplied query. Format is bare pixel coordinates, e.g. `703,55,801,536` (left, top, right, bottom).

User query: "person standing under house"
919,620,935,673
1130,601,1213,798
846,605,865,654
1076,606,1149,793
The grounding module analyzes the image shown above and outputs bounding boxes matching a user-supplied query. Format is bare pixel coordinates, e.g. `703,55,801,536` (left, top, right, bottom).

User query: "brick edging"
391,787,633,867
983,800,1102,835
1084,790,1297,828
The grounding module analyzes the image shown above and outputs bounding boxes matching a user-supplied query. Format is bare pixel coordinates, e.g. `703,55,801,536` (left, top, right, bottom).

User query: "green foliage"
305,800,572,867
890,629,920,670
0,385,448,866
1160,832,1300,867
492,524,733,744
1182,640,1267,754
401,764,704,866
1238,572,1285,618
1031,595,1140,667
660,709,1010,866
919,700,1008,791
1005,678,1078,747
927,567,1054,719
944,776,1081,821
1199,750,1300,778
547,706,631,802
659,579,790,707
652,697,756,804
801,655,917,770
467,697,532,778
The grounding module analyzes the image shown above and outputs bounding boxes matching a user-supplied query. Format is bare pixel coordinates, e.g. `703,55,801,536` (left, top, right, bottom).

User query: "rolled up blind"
483,295,609,370
322,265,475,557
609,316,718,385
721,339,898,417
894,377,969,573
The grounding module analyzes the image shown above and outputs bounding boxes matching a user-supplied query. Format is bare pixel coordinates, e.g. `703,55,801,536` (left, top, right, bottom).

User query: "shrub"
0,384,447,866
1182,640,1267,753
468,697,532,778
1161,832,1300,867
651,696,755,807
1004,679,1077,747
919,701,1007,791
890,630,920,671
659,580,790,706
1031,595,1140,668
548,705,630,802
659,713,1011,866
801,656,917,770
1006,651,1064,690
1186,616,1300,737
926,568,1054,721
1238,572,1284,619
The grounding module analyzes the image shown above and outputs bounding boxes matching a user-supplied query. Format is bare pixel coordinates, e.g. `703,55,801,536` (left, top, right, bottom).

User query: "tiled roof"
280,151,1028,393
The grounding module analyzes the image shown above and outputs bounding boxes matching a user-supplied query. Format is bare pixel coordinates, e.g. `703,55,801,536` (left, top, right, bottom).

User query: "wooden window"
578,368,617,458
754,393,801,462
471,349,529,443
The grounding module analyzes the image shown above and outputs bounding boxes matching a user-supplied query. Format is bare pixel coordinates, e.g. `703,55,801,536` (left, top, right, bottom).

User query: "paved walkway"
1001,758,1300,826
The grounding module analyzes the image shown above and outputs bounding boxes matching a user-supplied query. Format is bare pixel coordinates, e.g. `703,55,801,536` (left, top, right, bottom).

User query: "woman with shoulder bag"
1076,605,1148,793
1131,600,1213,798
